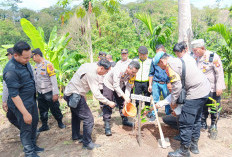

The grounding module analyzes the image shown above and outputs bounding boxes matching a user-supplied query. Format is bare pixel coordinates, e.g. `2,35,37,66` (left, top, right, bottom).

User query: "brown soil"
0,100,232,157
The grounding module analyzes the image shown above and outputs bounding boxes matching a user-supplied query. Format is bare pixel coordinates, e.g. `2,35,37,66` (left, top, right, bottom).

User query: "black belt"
155,81,167,84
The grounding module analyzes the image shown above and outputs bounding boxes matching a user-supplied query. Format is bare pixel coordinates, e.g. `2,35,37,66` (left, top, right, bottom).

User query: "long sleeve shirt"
2,81,8,103
166,55,210,104
195,50,226,92
103,65,134,98
3,57,36,110
149,59,169,82
64,63,111,106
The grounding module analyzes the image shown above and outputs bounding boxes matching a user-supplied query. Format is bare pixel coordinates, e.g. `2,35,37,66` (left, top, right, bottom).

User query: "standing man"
148,45,171,121
32,48,65,132
115,49,132,68
133,46,152,110
191,39,226,131
2,48,20,129
64,59,115,150
154,52,210,157
102,61,140,136
3,41,43,157
106,54,116,67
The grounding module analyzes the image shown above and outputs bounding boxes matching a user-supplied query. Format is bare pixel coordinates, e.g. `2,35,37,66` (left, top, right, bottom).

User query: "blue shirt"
3,57,36,110
149,60,169,82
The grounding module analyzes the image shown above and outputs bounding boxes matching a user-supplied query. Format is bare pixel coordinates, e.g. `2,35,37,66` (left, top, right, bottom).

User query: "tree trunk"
178,0,193,49
228,71,231,93
87,13,93,63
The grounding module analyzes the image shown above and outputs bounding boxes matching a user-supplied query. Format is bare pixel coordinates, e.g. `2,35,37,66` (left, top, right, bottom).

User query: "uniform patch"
165,64,181,83
213,60,220,67
47,63,56,76
128,76,135,84
41,72,45,75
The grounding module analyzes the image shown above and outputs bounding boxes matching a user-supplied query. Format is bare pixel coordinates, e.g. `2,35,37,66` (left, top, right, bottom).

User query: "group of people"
2,39,225,157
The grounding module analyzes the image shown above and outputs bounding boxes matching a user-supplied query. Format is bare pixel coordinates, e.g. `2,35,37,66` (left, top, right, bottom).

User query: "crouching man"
102,61,140,136
154,51,210,157
64,59,116,150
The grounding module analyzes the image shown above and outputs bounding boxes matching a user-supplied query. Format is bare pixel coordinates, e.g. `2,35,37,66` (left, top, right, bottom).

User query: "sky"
1,0,232,11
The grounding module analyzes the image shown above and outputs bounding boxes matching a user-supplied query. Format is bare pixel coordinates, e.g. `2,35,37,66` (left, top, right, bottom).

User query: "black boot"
168,145,191,157
83,142,101,150
37,124,49,132
201,119,207,131
190,139,199,154
122,117,133,127
58,120,66,129
209,120,217,131
104,121,112,136
72,134,83,143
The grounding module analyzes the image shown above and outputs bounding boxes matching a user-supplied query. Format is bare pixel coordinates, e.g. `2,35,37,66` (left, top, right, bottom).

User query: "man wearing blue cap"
154,51,210,157
148,45,171,121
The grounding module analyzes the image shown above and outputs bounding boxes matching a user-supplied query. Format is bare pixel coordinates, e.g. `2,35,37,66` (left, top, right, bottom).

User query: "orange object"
122,103,137,117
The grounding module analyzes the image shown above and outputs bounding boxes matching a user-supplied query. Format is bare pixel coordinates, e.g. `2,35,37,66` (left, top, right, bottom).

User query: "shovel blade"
158,138,171,149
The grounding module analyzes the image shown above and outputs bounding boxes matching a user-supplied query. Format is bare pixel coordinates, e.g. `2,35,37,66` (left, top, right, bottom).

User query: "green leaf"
76,7,86,19
20,18,45,52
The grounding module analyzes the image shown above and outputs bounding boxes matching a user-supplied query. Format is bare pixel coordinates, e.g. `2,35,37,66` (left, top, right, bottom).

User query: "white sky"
1,0,232,11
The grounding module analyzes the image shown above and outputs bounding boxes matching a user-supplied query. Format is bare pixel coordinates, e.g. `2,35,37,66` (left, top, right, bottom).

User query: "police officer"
133,46,152,110
3,41,43,157
106,54,116,67
102,61,140,136
32,48,65,132
191,39,226,131
2,48,20,129
115,49,132,68
64,59,115,150
154,51,210,157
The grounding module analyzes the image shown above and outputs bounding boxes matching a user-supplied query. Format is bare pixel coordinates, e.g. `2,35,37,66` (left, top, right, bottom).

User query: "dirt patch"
0,101,232,157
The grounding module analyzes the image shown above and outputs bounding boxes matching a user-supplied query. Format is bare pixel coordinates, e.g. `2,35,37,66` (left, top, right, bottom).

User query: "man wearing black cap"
133,46,152,111
115,49,131,68
32,48,65,132
2,48,20,129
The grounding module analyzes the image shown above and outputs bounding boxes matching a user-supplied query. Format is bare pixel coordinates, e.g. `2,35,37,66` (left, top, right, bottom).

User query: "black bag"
176,59,186,104
69,93,81,108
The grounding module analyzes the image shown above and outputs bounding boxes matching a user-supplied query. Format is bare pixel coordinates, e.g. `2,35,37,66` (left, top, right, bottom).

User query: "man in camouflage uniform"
32,48,65,132
191,39,226,131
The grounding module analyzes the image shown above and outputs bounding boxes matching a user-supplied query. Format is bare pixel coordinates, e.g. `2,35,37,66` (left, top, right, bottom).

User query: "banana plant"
136,13,176,53
208,24,232,92
20,18,84,94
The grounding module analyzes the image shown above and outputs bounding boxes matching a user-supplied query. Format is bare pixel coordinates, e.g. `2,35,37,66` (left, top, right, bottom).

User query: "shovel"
151,96,170,149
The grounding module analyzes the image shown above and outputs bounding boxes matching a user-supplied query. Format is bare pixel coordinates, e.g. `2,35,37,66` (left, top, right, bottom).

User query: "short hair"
155,44,165,51
180,41,187,49
173,42,185,53
160,53,169,60
98,59,111,70
99,51,107,57
128,61,140,70
13,41,31,55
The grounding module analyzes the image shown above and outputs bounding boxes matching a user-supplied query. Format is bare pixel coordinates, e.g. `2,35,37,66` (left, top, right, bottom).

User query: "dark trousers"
99,89,104,109
202,92,221,124
14,105,39,157
7,108,20,129
38,91,63,125
163,115,179,130
134,81,151,107
102,85,125,122
179,96,208,147
65,95,94,146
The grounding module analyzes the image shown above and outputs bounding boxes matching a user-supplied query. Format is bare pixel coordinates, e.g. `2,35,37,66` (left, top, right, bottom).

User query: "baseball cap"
138,46,148,54
191,39,205,49
153,51,165,65
5,48,14,56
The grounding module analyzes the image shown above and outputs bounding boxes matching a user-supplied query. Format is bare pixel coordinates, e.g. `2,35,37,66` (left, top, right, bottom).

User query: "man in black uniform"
3,41,43,157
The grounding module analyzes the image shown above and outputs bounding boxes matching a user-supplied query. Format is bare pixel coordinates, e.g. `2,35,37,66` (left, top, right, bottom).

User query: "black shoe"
72,135,83,143
35,145,44,153
58,121,66,129
37,125,49,132
83,142,101,150
122,117,133,127
190,139,199,154
168,145,190,157
173,134,181,141
201,120,207,131
104,121,112,136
